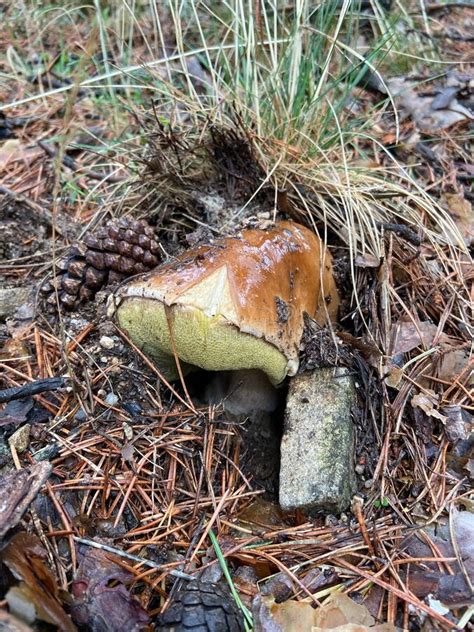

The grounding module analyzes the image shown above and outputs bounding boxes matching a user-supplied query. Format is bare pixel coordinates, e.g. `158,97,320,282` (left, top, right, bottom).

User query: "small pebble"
123,422,133,440
33,444,60,462
100,335,115,350
15,302,35,320
364,479,374,489
105,392,119,406
8,424,30,453
74,409,87,422
325,514,339,527
355,464,365,475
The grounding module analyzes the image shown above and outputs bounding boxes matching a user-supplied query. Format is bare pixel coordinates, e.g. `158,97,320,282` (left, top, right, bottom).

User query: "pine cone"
42,218,161,310
155,579,244,632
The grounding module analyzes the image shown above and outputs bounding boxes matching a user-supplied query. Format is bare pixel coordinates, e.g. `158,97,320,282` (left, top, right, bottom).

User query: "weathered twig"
0,462,52,539
376,221,422,246
0,376,69,404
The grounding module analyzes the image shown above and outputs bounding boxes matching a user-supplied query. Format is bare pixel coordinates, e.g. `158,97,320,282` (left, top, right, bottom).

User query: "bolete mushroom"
108,221,339,385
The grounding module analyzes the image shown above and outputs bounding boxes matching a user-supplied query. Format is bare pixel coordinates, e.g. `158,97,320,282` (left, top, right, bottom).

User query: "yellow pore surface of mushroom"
112,221,339,384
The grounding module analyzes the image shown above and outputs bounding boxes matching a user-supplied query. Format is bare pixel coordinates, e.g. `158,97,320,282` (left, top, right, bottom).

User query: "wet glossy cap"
109,221,339,384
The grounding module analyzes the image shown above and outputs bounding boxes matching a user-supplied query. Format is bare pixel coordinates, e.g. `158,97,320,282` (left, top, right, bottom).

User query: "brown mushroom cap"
110,221,339,384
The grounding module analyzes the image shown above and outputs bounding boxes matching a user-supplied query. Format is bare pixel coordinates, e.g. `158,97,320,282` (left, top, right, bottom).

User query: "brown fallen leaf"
313,594,378,629
389,321,440,355
260,572,294,603
384,365,404,389
441,405,472,443
71,543,149,632
0,396,51,428
402,509,474,607
388,78,473,133
354,254,380,268
412,407,434,445
238,498,291,530
253,594,317,631
411,391,447,422
0,139,20,168
437,348,473,386
253,592,396,632
441,193,474,247
0,532,76,631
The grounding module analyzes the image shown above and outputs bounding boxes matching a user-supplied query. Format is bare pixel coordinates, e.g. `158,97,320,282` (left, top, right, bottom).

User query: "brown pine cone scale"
42,218,161,310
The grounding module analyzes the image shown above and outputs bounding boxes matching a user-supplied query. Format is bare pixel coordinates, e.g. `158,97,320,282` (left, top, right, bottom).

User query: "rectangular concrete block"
279,367,356,514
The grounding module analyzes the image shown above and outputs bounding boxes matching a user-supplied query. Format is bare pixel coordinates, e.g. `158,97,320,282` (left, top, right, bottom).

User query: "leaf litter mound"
0,4,473,632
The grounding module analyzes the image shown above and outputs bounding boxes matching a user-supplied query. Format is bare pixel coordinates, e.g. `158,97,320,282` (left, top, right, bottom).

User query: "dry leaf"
121,442,134,462
260,572,294,602
312,594,396,631
442,405,472,443
0,397,50,428
438,348,472,384
411,391,447,422
402,509,474,607
388,78,473,132
253,592,396,632
253,594,317,631
354,254,380,268
238,498,290,530
384,366,403,388
0,139,20,168
71,544,149,631
0,338,30,361
0,398,34,428
313,594,375,628
0,532,76,631
390,321,439,355
441,193,474,247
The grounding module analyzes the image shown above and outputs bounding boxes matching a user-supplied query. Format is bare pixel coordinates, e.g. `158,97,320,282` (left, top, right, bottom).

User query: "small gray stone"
279,367,356,514
99,335,115,350
14,301,35,321
0,287,31,320
8,424,30,453
74,409,87,422
32,444,60,462
105,392,119,406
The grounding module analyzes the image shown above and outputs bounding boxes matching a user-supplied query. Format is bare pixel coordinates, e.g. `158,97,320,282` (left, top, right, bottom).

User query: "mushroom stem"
204,369,280,416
